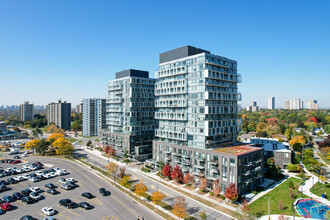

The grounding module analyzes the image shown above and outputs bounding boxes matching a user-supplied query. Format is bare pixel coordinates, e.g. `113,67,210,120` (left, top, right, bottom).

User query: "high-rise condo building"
19,102,34,122
306,100,319,110
268,96,275,109
286,98,303,110
284,100,290,109
100,69,156,161
75,103,83,113
46,100,71,130
150,46,262,195
83,98,106,137
246,101,259,112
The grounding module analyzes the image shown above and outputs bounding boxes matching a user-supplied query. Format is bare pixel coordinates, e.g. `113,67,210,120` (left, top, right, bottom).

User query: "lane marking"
15,200,26,206
39,212,47,218
67,164,101,188
111,195,138,217
57,211,71,220
56,204,80,216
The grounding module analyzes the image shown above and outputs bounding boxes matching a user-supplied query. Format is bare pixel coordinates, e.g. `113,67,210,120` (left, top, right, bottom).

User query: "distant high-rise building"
75,103,83,113
247,101,259,112
306,100,319,110
268,96,275,109
46,100,71,130
100,69,156,161
82,98,106,137
284,100,290,109
19,102,34,122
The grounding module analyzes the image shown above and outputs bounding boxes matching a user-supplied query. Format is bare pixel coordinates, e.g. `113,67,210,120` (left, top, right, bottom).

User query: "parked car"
12,192,22,200
45,183,56,189
11,160,21,164
47,188,59,195
99,188,110,196
20,215,34,220
2,195,15,202
28,177,39,182
0,180,8,186
0,202,12,211
21,189,32,197
66,178,76,183
60,184,72,190
59,199,76,208
81,192,94,199
30,192,41,200
7,177,18,184
0,209,5,215
41,206,55,216
30,187,40,193
21,196,34,204
59,178,67,184
79,202,93,210
13,155,20,159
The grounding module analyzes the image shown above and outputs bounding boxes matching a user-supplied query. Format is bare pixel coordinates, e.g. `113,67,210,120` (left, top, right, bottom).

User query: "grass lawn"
249,177,309,217
317,152,330,165
310,182,330,201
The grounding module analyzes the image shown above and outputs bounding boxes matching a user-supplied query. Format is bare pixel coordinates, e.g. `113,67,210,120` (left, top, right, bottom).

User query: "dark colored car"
34,161,43,166
59,199,76,209
13,155,20,159
21,196,33,204
12,192,22,200
2,195,15,202
81,192,94,199
0,209,5,215
47,189,59,195
45,183,56,189
21,189,32,197
0,185,6,192
30,173,37,177
99,188,110,196
79,202,93,210
0,202,12,211
3,171,10,176
11,160,21,164
20,215,34,220
7,177,17,184
0,180,8,186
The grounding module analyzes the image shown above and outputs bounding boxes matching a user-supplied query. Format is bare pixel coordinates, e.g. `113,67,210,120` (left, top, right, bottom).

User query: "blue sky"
0,0,329,108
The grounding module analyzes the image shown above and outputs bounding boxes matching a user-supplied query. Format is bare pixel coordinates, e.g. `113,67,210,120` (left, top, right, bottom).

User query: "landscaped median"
248,177,309,218
73,158,200,220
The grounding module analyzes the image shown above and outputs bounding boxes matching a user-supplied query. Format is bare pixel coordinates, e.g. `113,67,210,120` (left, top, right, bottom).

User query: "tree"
32,128,43,139
47,124,63,133
48,133,65,143
120,175,132,188
25,139,40,153
119,167,126,179
133,180,148,197
199,177,208,192
103,145,116,156
151,191,166,208
288,180,294,189
52,138,74,157
256,122,267,132
256,130,268,137
183,172,194,186
106,162,118,183
35,139,50,156
319,175,326,184
86,140,92,147
71,121,82,131
162,163,172,179
172,196,187,219
212,180,221,197
171,165,183,183
13,127,20,132
199,210,207,220
225,183,238,201
289,135,306,146
241,199,250,214
285,129,292,140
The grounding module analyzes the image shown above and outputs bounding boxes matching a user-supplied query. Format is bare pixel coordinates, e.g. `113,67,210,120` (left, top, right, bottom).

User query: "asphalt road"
73,146,233,220
0,153,162,220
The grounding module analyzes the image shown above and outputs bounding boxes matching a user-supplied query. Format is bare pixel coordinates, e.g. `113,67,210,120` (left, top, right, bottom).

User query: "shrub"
141,167,151,173
288,180,294,189
217,194,226,200
209,191,214,196
297,171,306,179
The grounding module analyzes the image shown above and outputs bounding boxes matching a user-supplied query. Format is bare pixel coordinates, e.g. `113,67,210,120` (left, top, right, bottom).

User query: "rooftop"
214,145,261,156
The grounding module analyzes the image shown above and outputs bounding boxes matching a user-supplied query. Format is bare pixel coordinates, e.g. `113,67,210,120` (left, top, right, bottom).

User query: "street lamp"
265,197,270,220
290,193,295,220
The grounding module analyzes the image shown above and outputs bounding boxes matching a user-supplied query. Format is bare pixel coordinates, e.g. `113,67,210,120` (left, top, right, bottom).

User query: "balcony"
164,150,171,154
207,176,217,181
243,170,251,176
195,165,205,170
210,169,219,173
182,155,190,159
209,160,218,165
172,153,182,157
182,161,190,166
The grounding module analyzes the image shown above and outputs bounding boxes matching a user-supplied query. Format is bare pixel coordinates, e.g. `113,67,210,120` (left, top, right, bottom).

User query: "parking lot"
0,153,161,220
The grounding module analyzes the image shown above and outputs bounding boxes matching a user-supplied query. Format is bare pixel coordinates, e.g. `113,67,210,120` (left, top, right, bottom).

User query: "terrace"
213,145,261,156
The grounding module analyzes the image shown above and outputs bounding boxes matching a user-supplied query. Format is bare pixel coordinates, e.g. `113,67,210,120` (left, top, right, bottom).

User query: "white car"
5,168,12,172
17,168,25,173
56,170,64,176
30,192,42,200
41,207,56,216
50,172,57,177
54,167,61,171
59,178,67,184
66,178,76,183
30,187,41,193
14,176,24,181
44,173,52,179
60,184,72,190
36,171,44,176
23,153,28,157
23,164,30,169
23,168,31,172
22,174,31,179
62,169,70,175
28,177,39,182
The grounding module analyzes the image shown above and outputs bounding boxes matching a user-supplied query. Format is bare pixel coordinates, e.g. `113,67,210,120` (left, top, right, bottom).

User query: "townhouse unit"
100,69,156,161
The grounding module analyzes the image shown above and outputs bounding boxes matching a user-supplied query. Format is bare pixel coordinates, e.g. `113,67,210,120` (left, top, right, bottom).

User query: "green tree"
35,139,50,156
199,210,207,219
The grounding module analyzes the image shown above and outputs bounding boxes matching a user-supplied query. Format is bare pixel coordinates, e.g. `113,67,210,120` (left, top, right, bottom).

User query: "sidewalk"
131,167,238,212
299,164,330,206
258,214,319,220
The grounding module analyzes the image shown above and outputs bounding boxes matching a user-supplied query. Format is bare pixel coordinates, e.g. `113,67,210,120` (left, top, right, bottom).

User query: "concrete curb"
73,159,166,220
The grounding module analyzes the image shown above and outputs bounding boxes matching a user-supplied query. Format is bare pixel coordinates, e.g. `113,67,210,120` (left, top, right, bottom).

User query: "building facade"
83,98,106,137
306,100,319,110
284,100,290,110
46,100,71,130
0,121,7,134
75,103,83,113
268,96,275,109
19,102,34,122
246,101,259,112
100,69,156,161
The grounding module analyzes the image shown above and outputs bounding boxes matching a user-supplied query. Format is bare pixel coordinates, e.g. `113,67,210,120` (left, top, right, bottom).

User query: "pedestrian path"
258,214,319,220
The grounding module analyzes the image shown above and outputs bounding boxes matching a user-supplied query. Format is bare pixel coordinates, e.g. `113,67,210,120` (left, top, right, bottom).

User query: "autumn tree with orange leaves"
183,172,194,186
212,180,221,197
172,196,187,219
151,191,166,208
199,177,208,192
134,180,148,197
162,163,172,179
